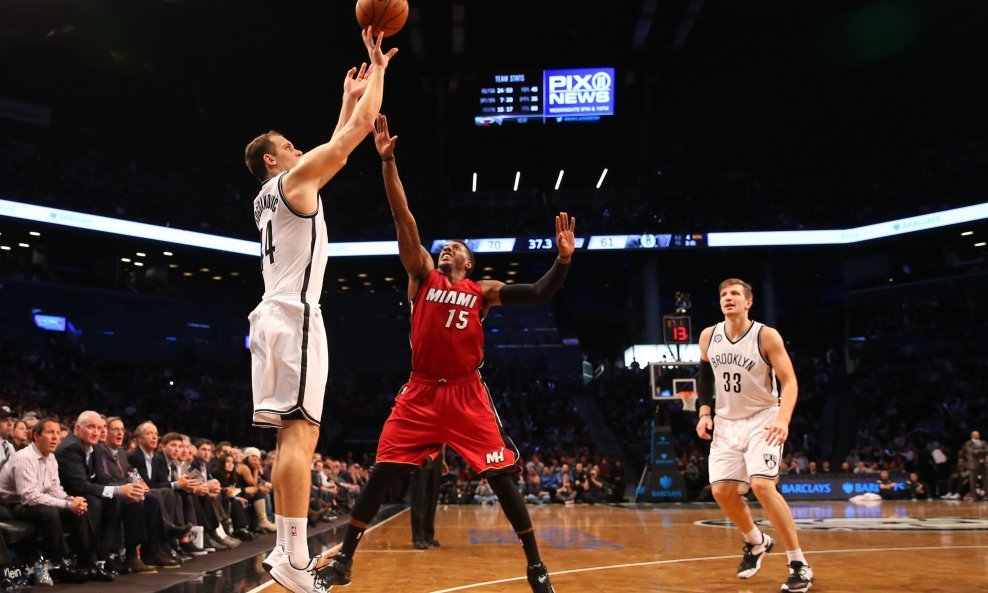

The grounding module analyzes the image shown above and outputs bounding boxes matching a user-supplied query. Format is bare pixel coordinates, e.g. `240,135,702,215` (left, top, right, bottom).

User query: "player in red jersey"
317,115,574,593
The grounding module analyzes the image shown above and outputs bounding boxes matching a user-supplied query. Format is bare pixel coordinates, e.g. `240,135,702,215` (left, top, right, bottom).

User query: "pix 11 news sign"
543,68,615,117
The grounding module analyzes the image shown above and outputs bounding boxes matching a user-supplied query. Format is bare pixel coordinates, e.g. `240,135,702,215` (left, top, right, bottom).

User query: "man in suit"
409,447,444,549
149,433,207,557
95,416,178,570
127,421,199,562
54,411,131,581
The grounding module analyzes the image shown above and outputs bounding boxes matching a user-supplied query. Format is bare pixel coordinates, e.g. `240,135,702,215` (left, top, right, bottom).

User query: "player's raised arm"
482,212,575,308
374,114,433,294
282,28,398,212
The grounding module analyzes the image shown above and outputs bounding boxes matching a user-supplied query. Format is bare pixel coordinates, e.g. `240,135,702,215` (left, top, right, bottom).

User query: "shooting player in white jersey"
696,278,815,592
242,28,397,593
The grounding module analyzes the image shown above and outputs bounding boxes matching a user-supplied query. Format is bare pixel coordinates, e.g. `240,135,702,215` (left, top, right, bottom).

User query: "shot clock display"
663,315,692,344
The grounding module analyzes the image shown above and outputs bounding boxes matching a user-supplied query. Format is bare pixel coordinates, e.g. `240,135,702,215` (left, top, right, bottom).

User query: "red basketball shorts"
376,371,520,475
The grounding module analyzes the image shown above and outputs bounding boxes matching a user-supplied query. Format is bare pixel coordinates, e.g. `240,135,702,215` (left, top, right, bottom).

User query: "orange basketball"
355,0,409,38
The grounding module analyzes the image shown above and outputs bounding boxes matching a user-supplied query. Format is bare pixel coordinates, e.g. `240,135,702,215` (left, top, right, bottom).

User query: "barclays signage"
779,475,907,500
544,68,615,116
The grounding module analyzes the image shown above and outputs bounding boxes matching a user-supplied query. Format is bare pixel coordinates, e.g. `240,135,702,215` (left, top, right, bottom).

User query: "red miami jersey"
410,269,485,377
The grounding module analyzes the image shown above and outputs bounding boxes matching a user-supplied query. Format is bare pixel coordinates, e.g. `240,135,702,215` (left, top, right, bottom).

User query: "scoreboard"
476,67,616,126
476,71,543,125
429,233,705,254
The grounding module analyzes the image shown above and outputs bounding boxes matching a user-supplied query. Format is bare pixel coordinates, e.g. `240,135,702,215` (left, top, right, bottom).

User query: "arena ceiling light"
513,171,520,192
554,170,564,191
708,202,988,247
961,231,973,236
471,172,477,192
3,197,988,254
596,168,608,189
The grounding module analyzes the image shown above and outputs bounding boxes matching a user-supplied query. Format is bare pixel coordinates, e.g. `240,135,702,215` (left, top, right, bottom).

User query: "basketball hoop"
671,377,698,411
680,390,698,412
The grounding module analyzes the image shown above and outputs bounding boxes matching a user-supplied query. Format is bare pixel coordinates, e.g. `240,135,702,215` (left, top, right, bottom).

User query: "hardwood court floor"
257,500,988,593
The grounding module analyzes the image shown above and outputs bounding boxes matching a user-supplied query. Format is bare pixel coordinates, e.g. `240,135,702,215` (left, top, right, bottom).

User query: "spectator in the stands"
0,418,91,584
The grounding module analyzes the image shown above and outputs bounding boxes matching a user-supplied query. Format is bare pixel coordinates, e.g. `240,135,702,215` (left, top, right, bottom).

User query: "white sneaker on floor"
738,533,774,579
262,545,287,574
270,556,336,593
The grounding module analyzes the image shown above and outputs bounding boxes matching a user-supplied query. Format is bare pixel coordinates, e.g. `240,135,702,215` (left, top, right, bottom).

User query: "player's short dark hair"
451,239,475,277
718,278,753,299
244,130,281,182
32,417,60,440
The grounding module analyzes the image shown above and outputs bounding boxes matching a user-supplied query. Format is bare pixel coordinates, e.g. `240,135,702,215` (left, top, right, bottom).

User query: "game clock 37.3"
663,315,691,344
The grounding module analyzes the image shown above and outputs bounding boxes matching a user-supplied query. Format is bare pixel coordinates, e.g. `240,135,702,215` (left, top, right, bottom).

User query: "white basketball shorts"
708,406,783,485
248,298,327,428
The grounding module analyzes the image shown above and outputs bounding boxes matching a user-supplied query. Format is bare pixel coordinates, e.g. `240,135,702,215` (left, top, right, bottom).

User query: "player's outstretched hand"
344,63,369,100
696,415,713,440
374,114,398,159
362,27,398,69
556,212,576,263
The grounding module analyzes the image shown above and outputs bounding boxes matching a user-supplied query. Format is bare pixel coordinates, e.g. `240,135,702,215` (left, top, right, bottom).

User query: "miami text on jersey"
424,287,478,309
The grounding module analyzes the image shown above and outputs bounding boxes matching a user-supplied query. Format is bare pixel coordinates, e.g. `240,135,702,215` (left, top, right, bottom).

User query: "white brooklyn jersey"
252,172,327,303
707,321,778,420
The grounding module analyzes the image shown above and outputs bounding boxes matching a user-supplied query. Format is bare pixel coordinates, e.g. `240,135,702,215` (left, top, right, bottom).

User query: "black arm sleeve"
697,360,714,411
498,258,570,306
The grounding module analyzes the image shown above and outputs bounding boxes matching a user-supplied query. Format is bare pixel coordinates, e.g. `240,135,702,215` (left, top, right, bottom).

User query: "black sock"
338,524,365,560
518,529,542,566
338,462,409,559
487,472,542,566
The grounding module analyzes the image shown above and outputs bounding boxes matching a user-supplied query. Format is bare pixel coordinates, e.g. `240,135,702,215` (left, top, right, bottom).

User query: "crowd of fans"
436,448,624,508
0,396,386,590
0,338,625,590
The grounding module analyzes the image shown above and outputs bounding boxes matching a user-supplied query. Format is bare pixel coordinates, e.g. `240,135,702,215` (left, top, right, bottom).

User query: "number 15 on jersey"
444,309,469,329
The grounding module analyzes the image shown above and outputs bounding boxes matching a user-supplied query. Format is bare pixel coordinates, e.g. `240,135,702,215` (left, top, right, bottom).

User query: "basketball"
355,0,409,38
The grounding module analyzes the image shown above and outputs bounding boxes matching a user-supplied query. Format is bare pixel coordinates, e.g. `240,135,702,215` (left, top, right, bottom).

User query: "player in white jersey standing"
695,278,814,592
242,27,398,593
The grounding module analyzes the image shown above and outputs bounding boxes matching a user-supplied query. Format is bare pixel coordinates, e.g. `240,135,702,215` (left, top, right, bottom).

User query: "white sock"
275,514,286,550
215,524,229,540
786,549,806,564
743,527,763,545
284,517,310,567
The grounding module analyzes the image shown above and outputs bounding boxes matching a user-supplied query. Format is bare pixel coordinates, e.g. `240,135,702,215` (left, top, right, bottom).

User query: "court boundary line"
425,544,988,593
244,507,410,593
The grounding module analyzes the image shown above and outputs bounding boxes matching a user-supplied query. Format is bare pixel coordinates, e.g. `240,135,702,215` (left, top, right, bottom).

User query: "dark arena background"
1,1,987,592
